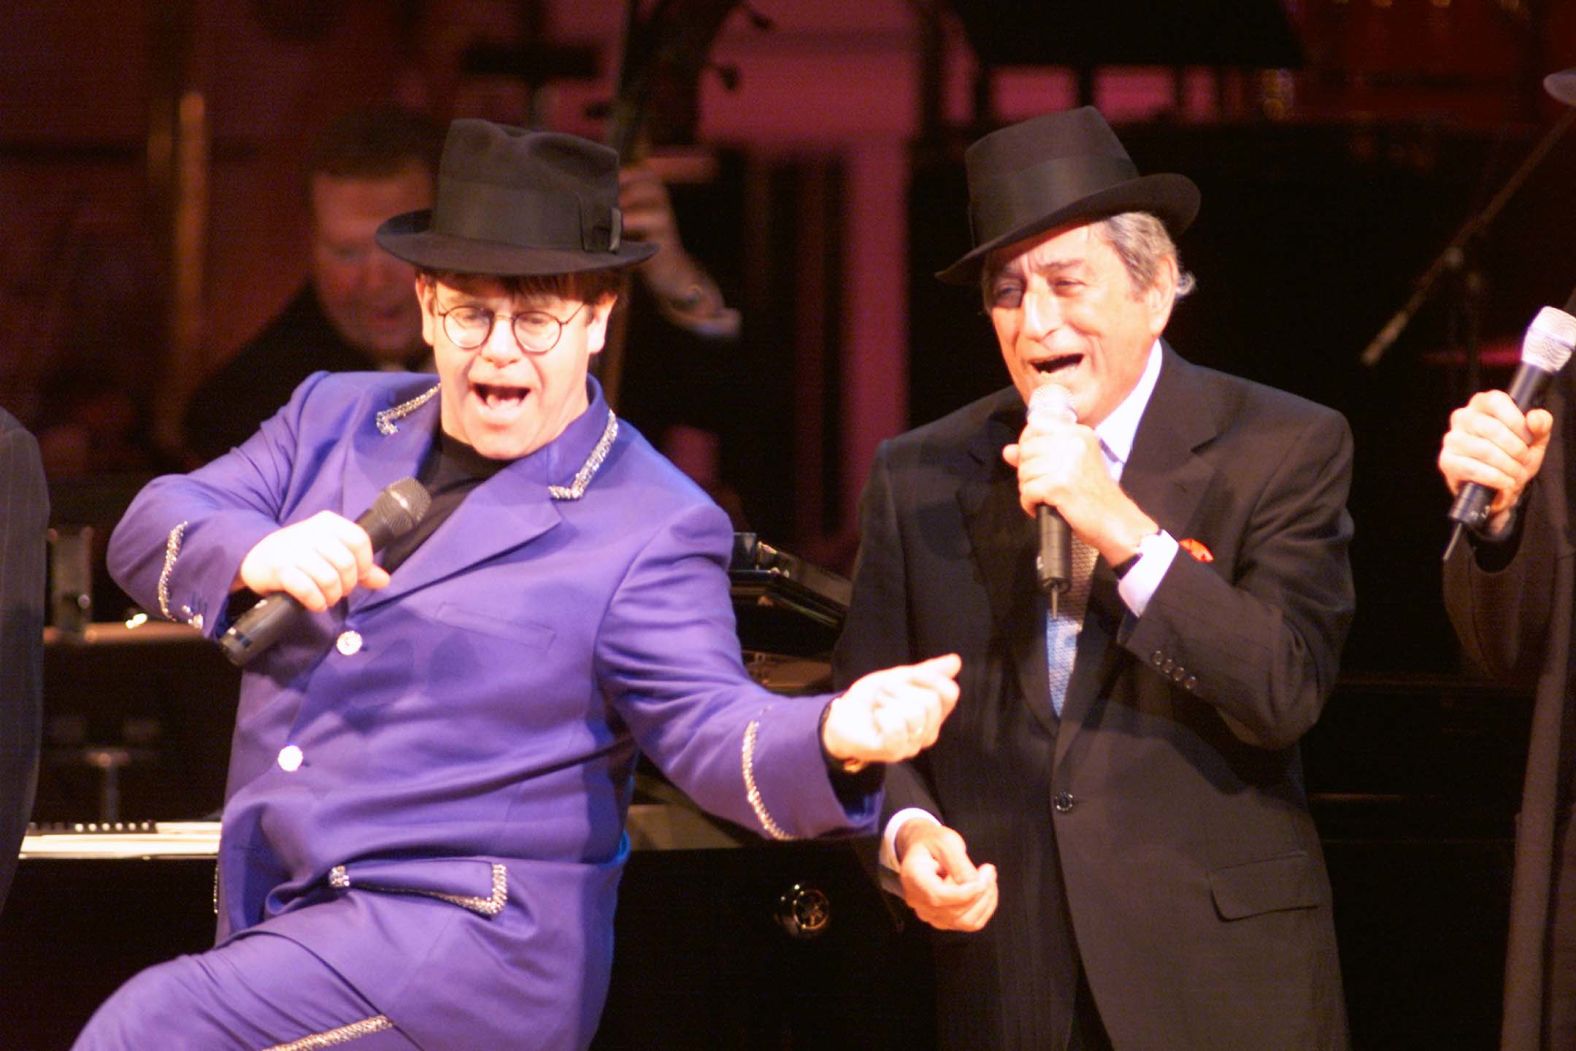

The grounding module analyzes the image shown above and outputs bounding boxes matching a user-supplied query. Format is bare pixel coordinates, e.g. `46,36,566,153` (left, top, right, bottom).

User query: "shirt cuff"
1116,529,1179,617
881,807,939,872
1471,505,1521,544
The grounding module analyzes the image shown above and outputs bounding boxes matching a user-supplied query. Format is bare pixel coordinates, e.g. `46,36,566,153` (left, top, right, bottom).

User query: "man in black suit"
0,409,46,914
1434,66,1576,1051
833,107,1354,1049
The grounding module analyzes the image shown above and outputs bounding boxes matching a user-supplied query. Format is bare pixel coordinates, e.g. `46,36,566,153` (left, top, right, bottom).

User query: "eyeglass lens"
442,305,569,353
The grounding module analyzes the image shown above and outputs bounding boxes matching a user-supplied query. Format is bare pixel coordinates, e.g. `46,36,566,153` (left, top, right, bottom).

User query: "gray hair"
979,211,1196,304
1098,212,1195,300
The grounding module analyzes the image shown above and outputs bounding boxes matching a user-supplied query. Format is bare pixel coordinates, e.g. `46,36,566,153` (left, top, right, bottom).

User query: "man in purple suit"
75,121,960,1051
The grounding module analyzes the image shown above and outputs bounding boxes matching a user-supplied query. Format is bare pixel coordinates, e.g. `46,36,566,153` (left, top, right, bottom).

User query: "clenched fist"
821,653,962,768
235,511,389,612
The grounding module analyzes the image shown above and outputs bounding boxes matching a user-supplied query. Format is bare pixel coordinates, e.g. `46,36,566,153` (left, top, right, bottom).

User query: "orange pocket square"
1179,538,1214,563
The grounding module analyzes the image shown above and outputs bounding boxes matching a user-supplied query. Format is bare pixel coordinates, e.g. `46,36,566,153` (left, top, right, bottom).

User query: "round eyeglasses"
435,301,586,354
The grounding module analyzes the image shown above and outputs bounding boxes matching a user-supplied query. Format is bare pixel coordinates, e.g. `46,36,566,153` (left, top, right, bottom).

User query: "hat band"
431,176,622,254
970,155,1139,246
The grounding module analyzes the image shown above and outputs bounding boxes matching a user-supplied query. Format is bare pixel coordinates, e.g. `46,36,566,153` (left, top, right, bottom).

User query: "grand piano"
4,528,1533,1048
2,533,933,1050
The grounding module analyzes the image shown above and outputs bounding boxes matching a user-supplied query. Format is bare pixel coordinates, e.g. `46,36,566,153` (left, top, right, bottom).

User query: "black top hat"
376,120,657,276
937,107,1200,285
1546,67,1576,107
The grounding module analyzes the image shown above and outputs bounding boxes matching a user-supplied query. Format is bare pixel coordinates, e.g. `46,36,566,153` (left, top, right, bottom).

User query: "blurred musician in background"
74,120,959,1051
0,409,46,916
182,105,443,463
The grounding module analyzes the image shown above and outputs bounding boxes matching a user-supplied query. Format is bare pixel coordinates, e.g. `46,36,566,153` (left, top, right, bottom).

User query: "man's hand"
235,511,390,611
619,164,737,337
1438,389,1554,533
1003,411,1157,566
895,817,998,931
619,164,697,301
822,654,961,767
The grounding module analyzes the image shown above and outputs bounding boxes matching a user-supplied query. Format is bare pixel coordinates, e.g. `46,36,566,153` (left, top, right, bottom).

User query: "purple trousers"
73,930,421,1050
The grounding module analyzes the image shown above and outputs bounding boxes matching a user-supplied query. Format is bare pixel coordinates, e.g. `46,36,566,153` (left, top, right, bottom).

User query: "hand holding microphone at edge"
1439,295,1576,550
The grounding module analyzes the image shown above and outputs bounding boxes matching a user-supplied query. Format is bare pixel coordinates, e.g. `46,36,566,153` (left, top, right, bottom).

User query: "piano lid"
729,533,850,662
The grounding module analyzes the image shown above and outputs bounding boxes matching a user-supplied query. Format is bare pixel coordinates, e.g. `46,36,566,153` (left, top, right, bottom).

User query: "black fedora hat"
937,106,1200,285
377,120,657,276
1546,67,1576,106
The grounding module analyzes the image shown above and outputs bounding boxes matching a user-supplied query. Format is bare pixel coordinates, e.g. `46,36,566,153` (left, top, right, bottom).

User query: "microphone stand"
1359,108,1575,371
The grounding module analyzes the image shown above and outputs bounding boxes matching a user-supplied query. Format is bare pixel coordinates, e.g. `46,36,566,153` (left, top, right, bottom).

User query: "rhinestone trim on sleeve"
261,1015,394,1050
156,521,188,621
742,720,794,842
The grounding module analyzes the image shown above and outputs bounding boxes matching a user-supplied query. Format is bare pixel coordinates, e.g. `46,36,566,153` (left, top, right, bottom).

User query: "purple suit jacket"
108,371,876,1049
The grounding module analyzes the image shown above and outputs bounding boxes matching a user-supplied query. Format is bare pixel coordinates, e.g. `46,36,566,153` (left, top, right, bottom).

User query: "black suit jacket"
0,409,46,914
1443,367,1576,1050
835,346,1354,1050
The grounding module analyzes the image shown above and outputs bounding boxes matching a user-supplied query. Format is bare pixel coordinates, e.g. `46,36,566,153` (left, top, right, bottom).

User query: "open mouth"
1032,353,1083,377
472,382,530,419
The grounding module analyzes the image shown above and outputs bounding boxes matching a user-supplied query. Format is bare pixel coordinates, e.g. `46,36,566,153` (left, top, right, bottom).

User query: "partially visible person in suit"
182,105,443,462
1439,369,1573,1051
833,107,1355,1049
75,120,960,1051
1436,65,1576,1051
0,409,47,915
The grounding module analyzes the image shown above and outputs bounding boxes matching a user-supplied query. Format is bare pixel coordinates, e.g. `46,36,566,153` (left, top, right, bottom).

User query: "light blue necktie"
1046,535,1097,716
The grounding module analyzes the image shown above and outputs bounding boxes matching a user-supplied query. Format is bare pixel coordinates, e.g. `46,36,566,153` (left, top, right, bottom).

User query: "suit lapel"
1113,346,1219,551
343,382,582,613
1054,346,1222,743
959,394,1059,737
342,382,441,537
369,466,564,611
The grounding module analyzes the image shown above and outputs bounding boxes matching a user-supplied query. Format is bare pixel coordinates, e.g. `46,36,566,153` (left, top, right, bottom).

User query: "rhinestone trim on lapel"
375,384,440,436
548,409,618,501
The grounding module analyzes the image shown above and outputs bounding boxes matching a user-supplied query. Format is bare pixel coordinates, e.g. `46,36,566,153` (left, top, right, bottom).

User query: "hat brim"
935,173,1201,286
376,210,658,276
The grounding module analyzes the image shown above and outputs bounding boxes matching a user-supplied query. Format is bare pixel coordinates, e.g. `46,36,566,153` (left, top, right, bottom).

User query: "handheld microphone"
1447,297,1576,535
1028,385,1075,597
219,477,431,667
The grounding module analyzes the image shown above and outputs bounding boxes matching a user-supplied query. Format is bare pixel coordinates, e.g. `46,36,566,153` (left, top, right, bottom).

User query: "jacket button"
277,744,304,772
1150,651,1165,667
1184,675,1199,692
1161,658,1176,674
1053,791,1076,813
336,630,363,656
1170,666,1187,683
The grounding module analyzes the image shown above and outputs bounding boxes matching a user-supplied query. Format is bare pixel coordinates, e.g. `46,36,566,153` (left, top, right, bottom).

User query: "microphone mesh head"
1028,384,1075,425
1524,307,1576,374
377,477,432,534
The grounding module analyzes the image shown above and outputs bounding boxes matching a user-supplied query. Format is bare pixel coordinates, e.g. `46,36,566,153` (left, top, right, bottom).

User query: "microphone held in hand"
1447,299,1576,534
1028,384,1076,595
218,478,432,667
